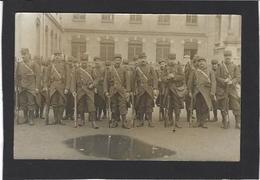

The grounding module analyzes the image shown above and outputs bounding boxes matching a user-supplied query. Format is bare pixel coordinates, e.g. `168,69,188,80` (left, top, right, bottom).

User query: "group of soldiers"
15,47,241,132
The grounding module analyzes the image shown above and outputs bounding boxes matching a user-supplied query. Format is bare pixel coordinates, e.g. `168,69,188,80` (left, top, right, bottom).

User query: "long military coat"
215,62,240,100
188,67,216,110
71,66,96,103
104,65,131,98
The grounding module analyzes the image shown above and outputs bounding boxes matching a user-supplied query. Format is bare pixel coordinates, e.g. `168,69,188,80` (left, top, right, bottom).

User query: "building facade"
15,13,241,65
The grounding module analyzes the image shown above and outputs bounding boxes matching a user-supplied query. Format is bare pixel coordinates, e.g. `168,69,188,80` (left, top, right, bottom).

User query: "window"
101,14,114,23
128,40,143,61
215,15,222,42
184,41,198,60
100,39,115,61
158,15,170,25
130,15,142,24
73,13,86,22
186,15,198,25
71,35,86,59
156,41,170,62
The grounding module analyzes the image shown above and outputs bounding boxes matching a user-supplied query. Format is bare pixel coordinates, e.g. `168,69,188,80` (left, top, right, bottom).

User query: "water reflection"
64,134,176,160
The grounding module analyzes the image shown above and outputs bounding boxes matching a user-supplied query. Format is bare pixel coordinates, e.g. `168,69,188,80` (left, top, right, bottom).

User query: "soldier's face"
81,62,88,68
114,58,121,67
212,63,218,70
198,60,206,69
22,54,30,62
224,56,232,64
140,58,147,65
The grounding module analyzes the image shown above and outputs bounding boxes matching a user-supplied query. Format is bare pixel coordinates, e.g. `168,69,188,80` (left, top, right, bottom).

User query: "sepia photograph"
14,13,242,161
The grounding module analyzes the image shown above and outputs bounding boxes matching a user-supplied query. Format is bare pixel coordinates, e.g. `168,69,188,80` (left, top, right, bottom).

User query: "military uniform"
43,51,70,125
164,54,185,130
70,54,98,128
210,59,219,122
215,50,241,129
63,56,76,121
155,59,168,122
92,56,107,121
184,55,199,122
133,52,158,127
16,48,41,125
187,56,216,128
104,54,131,128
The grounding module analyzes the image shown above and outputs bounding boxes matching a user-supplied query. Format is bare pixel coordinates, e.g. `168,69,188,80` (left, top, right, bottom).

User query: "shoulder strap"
112,66,122,84
136,66,148,81
21,61,34,74
52,64,62,79
223,62,232,78
80,67,94,82
196,69,211,83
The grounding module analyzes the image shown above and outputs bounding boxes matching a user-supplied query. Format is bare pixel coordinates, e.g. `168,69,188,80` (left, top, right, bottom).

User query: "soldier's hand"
153,89,159,97
88,83,94,89
105,92,109,97
94,88,98,94
189,92,192,97
64,89,69,94
72,91,77,97
168,73,174,78
42,87,48,92
35,88,39,94
227,80,233,85
126,92,130,99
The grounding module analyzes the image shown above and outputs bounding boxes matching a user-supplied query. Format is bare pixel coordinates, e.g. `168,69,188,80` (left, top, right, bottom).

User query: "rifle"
74,93,78,128
224,84,230,129
45,88,50,125
189,93,196,128
107,95,112,128
162,87,169,128
131,93,136,128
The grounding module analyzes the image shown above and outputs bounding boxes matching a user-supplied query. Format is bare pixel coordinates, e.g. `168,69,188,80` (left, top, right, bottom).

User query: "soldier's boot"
121,115,130,129
79,113,85,126
90,112,99,129
21,109,29,124
58,107,65,125
221,111,229,129
52,107,59,125
175,110,182,128
28,110,35,126
212,109,218,122
147,112,154,128
235,115,241,129
137,112,144,127
168,111,173,127
186,109,191,122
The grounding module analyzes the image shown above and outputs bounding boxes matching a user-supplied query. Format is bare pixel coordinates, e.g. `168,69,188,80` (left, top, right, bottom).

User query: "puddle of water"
64,134,176,160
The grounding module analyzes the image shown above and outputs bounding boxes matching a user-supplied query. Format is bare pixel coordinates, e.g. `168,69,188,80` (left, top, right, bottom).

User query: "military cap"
53,50,62,55
211,59,219,64
105,61,111,66
168,53,176,60
158,59,166,64
123,59,129,65
114,54,122,59
21,48,29,55
93,56,101,61
138,52,147,59
197,56,206,62
224,50,232,57
81,53,89,61
133,55,139,61
67,56,75,62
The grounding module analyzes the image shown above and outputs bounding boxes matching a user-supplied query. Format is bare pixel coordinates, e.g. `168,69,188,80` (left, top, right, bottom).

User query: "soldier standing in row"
93,56,107,121
43,51,70,125
188,57,216,128
215,50,241,129
134,52,158,127
104,54,131,129
210,59,219,122
164,53,185,130
184,55,199,123
71,53,99,129
63,56,76,121
16,48,41,125
156,59,167,122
